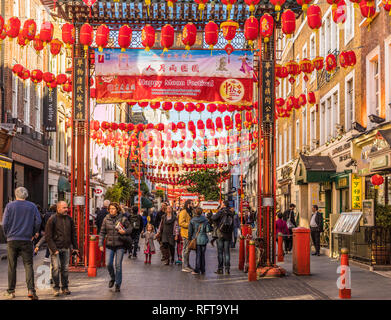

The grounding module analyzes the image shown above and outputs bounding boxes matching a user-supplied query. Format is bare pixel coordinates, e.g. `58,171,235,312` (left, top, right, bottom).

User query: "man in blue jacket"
2,187,41,300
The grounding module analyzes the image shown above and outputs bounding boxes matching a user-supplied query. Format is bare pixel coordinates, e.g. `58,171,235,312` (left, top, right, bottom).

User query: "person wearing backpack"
45,201,79,296
211,200,234,275
128,206,144,259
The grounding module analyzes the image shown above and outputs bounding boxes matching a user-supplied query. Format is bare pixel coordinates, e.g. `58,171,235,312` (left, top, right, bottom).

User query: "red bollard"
239,235,245,271
339,248,351,299
277,233,284,262
292,227,311,275
88,235,97,277
248,240,257,281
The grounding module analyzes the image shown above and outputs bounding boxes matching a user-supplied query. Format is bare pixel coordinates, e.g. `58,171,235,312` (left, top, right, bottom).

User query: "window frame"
385,35,391,122
345,70,355,132
366,46,381,127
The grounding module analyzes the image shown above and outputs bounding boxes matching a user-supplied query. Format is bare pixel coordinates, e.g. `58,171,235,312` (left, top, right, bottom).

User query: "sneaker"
114,285,120,292
28,291,39,300
191,271,200,275
214,269,223,274
182,267,192,272
3,291,15,299
62,288,71,295
53,289,60,297
108,280,115,288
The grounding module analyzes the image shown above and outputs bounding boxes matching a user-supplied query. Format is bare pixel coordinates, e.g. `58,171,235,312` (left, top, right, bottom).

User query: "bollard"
88,235,97,277
292,227,311,275
277,232,284,262
239,235,245,271
248,240,257,281
339,248,351,299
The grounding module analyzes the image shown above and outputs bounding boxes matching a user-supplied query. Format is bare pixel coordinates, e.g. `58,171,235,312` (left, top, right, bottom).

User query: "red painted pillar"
277,232,284,262
239,235,245,271
87,235,97,277
248,240,257,281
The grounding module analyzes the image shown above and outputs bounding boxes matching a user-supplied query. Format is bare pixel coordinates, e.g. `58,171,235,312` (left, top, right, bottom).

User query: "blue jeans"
217,239,231,270
106,247,125,287
51,248,70,290
195,245,206,274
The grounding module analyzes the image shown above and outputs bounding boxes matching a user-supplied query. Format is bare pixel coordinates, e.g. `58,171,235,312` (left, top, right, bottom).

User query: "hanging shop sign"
43,86,57,132
95,49,254,105
351,173,362,210
73,57,86,121
261,60,275,123
200,201,220,209
361,199,374,227
335,174,349,189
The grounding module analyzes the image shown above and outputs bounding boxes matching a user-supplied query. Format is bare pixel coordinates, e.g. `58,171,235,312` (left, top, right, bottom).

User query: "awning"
58,175,71,192
295,155,336,184
0,154,12,170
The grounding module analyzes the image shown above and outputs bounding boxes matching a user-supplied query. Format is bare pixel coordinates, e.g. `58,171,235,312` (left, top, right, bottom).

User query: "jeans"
51,248,70,290
285,229,293,252
130,230,141,256
195,245,206,274
311,230,321,254
217,238,231,270
182,238,191,268
7,240,35,293
231,228,238,248
106,247,125,286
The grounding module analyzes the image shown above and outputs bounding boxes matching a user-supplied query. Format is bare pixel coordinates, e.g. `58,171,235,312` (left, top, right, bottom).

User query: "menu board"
362,199,374,227
332,212,362,235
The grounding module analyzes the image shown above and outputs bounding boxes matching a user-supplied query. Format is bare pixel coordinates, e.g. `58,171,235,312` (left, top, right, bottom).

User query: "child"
141,223,157,264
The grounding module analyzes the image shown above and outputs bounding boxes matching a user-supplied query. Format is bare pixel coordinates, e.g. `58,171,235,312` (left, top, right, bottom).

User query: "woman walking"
99,202,132,292
156,205,177,265
188,208,212,275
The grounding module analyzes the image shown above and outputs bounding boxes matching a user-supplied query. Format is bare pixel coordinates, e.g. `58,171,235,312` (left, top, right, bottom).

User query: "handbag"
286,211,295,229
188,224,202,251
118,217,133,249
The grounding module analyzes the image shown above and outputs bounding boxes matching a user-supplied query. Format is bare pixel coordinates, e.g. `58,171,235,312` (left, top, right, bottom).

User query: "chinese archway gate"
55,0,301,277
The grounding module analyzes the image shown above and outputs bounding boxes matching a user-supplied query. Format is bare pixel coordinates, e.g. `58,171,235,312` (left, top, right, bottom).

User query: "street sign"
94,186,104,196
243,201,249,208
200,201,220,210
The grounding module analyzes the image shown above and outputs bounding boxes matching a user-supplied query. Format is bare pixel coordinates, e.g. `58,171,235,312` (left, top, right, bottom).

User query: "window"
296,54,300,87
302,107,307,147
310,34,316,81
288,126,292,161
310,109,316,150
345,1,354,45
24,83,30,125
345,73,354,131
13,0,19,16
12,74,18,118
302,45,308,90
366,47,381,125
322,8,339,55
25,0,30,17
296,120,300,151
374,60,380,116
320,24,325,57
326,97,332,140
283,130,287,164
320,102,326,145
333,91,339,137
320,84,340,142
35,85,41,131
386,36,391,121
279,133,282,166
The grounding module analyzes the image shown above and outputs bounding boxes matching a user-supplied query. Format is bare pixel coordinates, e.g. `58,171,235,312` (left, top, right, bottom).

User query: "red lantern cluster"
339,50,357,68
371,174,384,187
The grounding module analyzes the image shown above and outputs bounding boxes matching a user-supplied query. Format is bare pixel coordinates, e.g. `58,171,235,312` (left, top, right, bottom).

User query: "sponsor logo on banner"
220,79,245,103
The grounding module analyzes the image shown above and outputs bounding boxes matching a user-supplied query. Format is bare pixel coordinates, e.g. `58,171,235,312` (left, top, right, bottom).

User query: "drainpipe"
0,0,5,123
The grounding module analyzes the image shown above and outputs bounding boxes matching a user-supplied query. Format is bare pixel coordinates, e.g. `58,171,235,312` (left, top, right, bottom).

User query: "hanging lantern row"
276,91,316,119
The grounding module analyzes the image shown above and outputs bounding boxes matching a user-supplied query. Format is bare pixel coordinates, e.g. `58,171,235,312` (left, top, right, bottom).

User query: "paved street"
0,242,390,300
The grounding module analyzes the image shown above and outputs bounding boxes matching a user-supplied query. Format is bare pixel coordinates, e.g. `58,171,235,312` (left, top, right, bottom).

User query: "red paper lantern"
286,96,298,111
218,104,227,113
62,83,72,93
118,25,132,52
300,58,314,81
347,50,356,66
244,16,259,48
207,103,217,112
174,102,185,112
216,117,223,131
136,124,145,132
280,66,288,78
39,21,54,45
297,0,312,12
339,51,349,68
197,120,205,130
43,72,55,84
205,21,219,52
50,38,62,56
80,23,93,52
96,24,110,52
6,17,20,39
46,80,57,90
327,0,340,10
139,102,149,108
22,19,36,42
312,56,324,70
270,0,286,12
196,103,205,112
185,102,195,112
333,0,347,24
286,60,300,84
325,54,337,73
150,102,160,109
17,33,27,47
161,24,174,52
281,9,296,38
56,74,67,85
163,102,173,111
182,23,197,51
62,23,75,48
0,15,4,33
90,88,96,99
359,0,376,23
298,94,307,106
307,92,316,105
244,0,261,14
383,0,391,14
307,5,322,31
371,174,384,187
31,69,43,85
18,68,30,81
220,20,239,44
259,14,274,43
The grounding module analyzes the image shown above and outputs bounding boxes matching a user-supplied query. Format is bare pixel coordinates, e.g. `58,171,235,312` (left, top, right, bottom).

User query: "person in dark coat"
96,200,110,234
154,203,167,231
41,204,57,261
128,206,144,259
45,201,79,296
283,204,297,253
99,202,132,292
232,209,240,248
188,208,212,275
156,205,177,265
211,200,234,275
310,205,323,256
2,187,41,300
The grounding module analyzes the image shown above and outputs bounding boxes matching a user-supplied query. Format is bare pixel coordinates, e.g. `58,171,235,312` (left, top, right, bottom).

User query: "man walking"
231,208,240,248
211,200,234,275
45,201,79,296
128,206,144,258
2,187,41,300
178,200,194,272
96,200,110,234
283,204,297,253
310,205,323,256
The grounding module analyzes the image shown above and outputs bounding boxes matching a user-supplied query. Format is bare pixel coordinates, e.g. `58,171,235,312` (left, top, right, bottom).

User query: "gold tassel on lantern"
145,0,151,16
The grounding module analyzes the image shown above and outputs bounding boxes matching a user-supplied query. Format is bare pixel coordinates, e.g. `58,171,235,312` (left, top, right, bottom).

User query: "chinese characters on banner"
262,60,274,123
351,174,362,210
43,86,57,132
95,49,254,105
73,57,86,121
